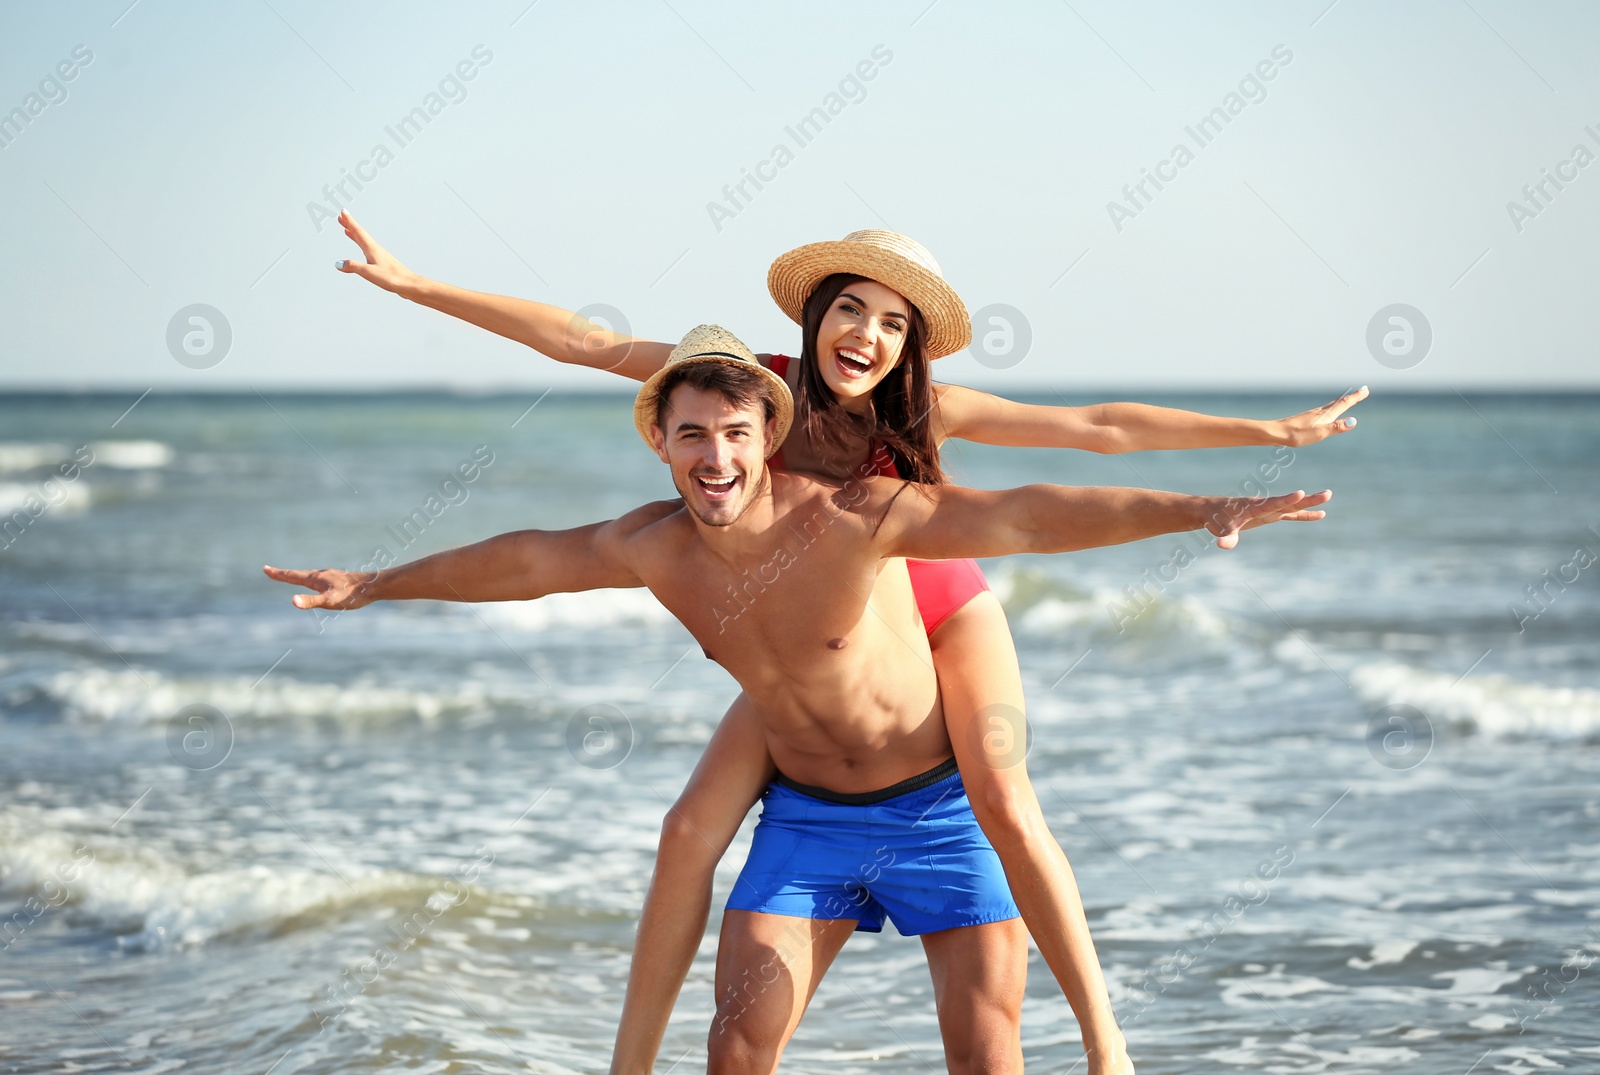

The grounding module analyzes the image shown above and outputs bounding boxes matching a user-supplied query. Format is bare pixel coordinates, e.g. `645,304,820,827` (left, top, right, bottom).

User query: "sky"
1,0,1597,393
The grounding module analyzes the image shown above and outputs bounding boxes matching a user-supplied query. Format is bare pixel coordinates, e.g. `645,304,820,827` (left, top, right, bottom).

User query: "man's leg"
708,910,855,1075
920,918,1029,1075
610,697,774,1075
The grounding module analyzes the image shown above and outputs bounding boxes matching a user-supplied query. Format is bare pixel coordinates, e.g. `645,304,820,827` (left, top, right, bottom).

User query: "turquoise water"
1,390,1597,1074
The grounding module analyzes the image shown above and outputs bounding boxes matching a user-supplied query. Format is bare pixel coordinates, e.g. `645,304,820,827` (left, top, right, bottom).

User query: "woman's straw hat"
634,324,794,454
767,230,971,359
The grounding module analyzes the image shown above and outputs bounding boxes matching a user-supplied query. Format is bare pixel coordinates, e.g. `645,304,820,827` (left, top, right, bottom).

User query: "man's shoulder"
602,499,690,549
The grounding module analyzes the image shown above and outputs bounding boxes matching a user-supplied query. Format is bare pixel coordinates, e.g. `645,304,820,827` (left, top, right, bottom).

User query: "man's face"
651,381,773,528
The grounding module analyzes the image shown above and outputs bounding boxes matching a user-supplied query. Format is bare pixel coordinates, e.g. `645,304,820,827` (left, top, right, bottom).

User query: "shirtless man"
265,325,1331,1074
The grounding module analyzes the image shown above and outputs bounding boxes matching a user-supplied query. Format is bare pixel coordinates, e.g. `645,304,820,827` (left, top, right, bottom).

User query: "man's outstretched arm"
263,503,675,610
870,481,1331,561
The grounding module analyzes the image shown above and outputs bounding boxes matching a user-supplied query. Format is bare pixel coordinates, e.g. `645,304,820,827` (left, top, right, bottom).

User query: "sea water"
1,390,1596,1074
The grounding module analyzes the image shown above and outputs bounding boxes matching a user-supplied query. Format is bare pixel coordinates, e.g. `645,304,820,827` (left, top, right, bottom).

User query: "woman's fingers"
1281,387,1368,443
334,258,379,282
338,210,380,258
1321,385,1369,426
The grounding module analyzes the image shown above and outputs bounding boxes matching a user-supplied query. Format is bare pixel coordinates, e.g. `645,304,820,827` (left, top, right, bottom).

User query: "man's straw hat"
767,230,971,359
634,324,794,454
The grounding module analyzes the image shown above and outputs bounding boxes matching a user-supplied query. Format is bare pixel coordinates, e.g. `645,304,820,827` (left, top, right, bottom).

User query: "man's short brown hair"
654,361,779,434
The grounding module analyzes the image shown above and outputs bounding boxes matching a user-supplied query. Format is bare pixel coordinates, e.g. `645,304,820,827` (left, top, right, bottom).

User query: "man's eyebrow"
838,292,908,321
673,418,754,434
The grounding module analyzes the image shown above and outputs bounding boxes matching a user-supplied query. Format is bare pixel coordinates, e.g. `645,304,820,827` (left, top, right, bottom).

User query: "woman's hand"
334,210,419,295
1272,386,1368,446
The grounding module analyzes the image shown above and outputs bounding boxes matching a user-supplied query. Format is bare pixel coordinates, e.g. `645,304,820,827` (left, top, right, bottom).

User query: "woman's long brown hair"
793,273,945,485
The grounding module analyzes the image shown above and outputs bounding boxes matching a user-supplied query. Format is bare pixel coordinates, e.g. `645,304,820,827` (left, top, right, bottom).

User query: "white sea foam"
41,667,505,724
1351,661,1600,740
0,442,71,473
1349,940,1418,969
0,478,92,517
89,440,174,469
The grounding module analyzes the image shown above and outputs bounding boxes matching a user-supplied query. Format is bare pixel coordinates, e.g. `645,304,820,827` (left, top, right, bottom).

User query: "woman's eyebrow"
837,292,907,321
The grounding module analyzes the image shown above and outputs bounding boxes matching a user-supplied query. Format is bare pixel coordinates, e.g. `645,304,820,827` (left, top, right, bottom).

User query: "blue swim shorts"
725,757,1021,936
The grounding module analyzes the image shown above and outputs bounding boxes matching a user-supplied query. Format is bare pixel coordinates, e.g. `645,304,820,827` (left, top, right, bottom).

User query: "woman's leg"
609,693,776,1075
935,592,1132,1075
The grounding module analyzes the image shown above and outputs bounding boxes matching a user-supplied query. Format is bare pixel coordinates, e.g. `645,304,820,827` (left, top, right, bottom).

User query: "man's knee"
706,1002,779,1075
939,999,1023,1075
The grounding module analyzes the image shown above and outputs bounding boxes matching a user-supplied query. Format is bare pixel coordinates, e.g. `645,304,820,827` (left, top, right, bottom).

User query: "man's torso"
623,471,952,792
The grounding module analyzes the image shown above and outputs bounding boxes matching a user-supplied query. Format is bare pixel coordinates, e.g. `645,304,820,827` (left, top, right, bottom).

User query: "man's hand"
1273,386,1368,446
262,565,380,610
334,210,418,295
1203,489,1331,549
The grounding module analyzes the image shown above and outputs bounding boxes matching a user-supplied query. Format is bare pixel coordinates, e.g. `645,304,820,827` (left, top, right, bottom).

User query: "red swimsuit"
766,355,991,635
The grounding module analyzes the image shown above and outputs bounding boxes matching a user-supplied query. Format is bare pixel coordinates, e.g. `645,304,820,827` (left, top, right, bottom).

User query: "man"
265,325,1330,1074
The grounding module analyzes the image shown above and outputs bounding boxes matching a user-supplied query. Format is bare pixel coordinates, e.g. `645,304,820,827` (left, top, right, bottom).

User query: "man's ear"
648,424,669,464
763,417,780,459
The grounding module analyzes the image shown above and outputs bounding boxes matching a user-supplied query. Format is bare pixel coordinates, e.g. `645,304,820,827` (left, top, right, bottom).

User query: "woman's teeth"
836,350,871,374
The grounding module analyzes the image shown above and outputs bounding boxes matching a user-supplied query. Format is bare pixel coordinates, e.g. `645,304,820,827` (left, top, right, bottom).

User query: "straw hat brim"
633,356,795,457
767,241,972,359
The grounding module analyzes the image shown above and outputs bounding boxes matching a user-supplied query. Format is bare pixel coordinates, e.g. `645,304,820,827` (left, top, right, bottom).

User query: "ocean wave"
37,667,508,724
0,479,92,517
471,588,677,632
1351,661,1600,740
0,442,72,473
990,565,1239,661
0,440,172,475
0,811,420,949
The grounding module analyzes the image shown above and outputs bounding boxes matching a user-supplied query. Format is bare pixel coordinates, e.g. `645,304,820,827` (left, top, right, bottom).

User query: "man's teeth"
700,476,735,486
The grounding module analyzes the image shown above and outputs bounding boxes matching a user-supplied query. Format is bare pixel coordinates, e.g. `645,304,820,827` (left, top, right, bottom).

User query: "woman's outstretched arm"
334,210,674,383
935,383,1368,453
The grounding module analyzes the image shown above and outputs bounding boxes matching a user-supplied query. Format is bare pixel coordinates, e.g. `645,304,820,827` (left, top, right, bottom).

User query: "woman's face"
813,279,911,412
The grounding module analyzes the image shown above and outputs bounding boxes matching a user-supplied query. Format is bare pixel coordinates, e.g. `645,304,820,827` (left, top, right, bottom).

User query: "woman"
334,213,1364,1074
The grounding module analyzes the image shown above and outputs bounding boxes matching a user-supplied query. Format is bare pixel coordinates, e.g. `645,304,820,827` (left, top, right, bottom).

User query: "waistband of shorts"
773,756,959,806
